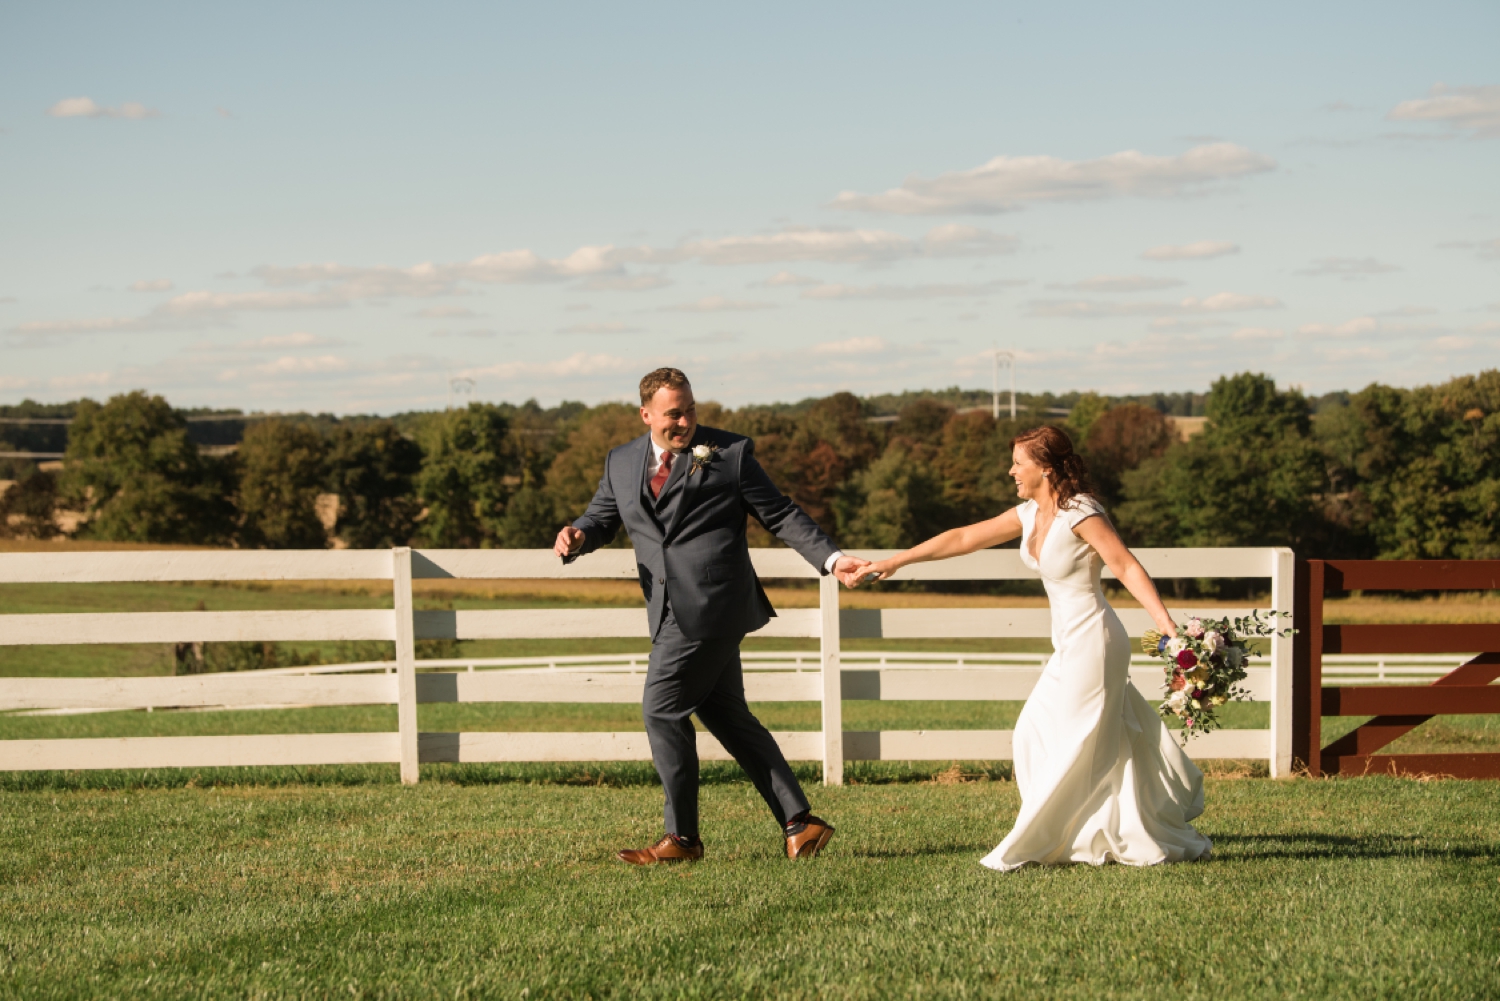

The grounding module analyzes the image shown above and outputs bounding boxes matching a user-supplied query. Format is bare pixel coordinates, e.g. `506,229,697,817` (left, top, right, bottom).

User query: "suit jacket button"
657,578,665,585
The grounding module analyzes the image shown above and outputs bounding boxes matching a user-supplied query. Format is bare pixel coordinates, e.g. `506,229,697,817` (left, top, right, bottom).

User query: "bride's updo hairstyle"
1011,426,1093,510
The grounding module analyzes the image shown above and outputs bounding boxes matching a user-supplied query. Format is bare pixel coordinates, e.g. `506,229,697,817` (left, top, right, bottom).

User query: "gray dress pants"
643,605,810,838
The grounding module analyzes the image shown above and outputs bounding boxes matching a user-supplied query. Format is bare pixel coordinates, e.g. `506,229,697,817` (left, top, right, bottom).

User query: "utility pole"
991,349,1016,419
447,376,475,411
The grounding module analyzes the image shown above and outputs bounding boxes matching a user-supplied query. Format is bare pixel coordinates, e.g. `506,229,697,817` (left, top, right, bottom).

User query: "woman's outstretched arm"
848,509,1024,585
1073,515,1177,637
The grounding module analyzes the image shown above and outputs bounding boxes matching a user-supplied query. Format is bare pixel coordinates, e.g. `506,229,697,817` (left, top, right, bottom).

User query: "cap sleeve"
1060,494,1106,529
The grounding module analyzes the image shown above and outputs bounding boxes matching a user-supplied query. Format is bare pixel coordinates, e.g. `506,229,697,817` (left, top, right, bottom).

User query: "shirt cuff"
824,551,844,574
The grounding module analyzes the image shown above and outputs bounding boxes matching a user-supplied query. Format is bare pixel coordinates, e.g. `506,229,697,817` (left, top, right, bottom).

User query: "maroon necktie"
650,450,674,499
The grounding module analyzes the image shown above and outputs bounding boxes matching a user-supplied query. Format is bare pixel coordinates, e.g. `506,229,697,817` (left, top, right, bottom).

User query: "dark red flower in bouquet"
1169,671,1187,692
1175,649,1198,670
1191,688,1205,700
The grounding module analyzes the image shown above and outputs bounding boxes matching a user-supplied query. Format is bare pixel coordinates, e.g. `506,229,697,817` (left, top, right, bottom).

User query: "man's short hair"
639,367,691,406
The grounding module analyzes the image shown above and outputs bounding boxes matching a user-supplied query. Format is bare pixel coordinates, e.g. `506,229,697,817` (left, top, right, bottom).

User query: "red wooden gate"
1292,560,1500,778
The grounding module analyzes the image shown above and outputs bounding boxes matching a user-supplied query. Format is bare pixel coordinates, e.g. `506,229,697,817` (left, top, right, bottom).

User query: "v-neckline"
1028,502,1058,565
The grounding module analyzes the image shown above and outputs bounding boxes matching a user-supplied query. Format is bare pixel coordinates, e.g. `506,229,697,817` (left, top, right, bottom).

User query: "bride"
852,426,1212,870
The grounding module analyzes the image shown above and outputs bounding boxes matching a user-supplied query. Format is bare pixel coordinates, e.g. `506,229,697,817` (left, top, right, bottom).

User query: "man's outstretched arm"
737,439,869,583
553,463,622,562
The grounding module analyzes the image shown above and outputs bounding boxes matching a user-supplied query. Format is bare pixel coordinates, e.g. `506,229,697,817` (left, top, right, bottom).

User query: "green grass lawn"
1,770,1497,999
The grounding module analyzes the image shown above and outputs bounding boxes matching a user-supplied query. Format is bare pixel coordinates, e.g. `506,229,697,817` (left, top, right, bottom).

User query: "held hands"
831,555,873,589
553,526,586,559
834,555,896,589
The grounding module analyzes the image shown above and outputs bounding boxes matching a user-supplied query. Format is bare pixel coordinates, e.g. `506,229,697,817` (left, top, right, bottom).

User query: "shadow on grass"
1209,832,1498,862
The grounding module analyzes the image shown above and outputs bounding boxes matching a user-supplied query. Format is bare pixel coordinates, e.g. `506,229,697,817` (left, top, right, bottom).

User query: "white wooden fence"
0,546,1296,782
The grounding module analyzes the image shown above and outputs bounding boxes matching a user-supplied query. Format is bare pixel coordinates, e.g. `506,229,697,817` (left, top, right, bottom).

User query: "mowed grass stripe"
1,777,1497,998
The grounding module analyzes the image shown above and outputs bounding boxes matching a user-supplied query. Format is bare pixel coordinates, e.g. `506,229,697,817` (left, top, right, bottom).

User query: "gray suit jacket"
565,426,839,640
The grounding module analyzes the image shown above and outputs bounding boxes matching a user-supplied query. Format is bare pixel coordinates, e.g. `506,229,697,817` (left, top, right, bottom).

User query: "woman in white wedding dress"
854,426,1211,870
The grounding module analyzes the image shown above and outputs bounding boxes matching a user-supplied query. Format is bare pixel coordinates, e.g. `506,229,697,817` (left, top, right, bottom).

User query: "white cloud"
663,228,917,265
661,296,776,313
1147,317,1233,333
0,297,16,304
243,332,340,350
155,290,348,318
48,371,115,390
635,224,1017,266
10,315,146,335
1438,238,1500,261
920,224,1020,257
253,355,351,375
47,97,159,120
556,322,643,334
429,328,498,339
752,271,821,287
128,279,174,292
803,279,1023,301
1140,240,1239,261
1026,292,1282,318
832,143,1274,215
1388,84,1500,139
215,106,234,119
1433,336,1479,351
0,375,33,390
1047,275,1184,293
1296,316,1378,338
459,352,635,381
1231,327,1286,341
1295,257,1400,278
681,331,741,344
253,246,625,298
416,305,480,318
812,336,892,355
581,272,673,292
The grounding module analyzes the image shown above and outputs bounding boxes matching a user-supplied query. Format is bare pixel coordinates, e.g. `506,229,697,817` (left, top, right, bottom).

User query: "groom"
554,367,870,864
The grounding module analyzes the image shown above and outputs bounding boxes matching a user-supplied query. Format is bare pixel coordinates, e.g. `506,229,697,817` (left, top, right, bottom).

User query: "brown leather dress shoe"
617,835,704,865
785,815,835,859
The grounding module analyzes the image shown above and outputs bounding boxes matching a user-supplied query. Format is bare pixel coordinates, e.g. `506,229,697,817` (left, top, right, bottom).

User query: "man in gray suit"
553,367,870,864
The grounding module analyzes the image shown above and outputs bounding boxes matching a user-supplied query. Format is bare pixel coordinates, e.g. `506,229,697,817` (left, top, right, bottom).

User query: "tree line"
1,370,1495,561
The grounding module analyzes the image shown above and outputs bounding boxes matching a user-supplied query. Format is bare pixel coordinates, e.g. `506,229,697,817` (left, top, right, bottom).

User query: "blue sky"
2,1,1497,413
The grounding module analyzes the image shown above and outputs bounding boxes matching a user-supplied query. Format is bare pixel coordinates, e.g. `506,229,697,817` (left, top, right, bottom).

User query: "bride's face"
1009,445,1048,500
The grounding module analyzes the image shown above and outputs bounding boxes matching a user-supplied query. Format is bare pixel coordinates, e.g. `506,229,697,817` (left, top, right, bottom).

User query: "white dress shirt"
650,437,844,573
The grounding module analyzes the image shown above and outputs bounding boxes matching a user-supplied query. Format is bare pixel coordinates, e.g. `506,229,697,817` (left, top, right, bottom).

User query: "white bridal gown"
980,495,1213,871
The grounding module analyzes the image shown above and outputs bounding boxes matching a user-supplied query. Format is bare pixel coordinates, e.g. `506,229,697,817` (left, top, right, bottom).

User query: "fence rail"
1,546,1296,781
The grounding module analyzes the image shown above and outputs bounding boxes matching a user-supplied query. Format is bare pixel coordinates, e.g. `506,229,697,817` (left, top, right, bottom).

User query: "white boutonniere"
688,443,722,475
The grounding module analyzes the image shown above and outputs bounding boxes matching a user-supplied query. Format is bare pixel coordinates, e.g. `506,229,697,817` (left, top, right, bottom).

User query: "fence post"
392,546,419,785
1269,547,1294,778
819,572,843,786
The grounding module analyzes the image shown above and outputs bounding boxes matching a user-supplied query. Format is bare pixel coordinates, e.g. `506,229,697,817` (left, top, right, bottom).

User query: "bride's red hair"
1011,426,1094,510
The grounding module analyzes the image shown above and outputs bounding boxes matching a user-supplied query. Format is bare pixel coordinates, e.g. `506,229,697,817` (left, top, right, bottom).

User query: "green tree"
837,442,953,548
493,475,560,547
1115,373,1327,551
326,421,423,548
1083,404,1174,507
61,391,230,543
416,403,514,548
931,410,1019,524
889,399,955,460
543,404,642,531
236,419,329,549
0,469,60,539
1066,391,1109,440
1335,372,1500,558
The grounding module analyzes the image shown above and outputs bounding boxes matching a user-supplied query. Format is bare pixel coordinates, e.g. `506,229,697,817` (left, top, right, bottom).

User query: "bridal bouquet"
1141,611,1289,741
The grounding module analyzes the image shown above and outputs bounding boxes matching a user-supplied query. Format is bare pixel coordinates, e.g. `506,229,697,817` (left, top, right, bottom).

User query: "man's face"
641,384,697,452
